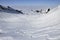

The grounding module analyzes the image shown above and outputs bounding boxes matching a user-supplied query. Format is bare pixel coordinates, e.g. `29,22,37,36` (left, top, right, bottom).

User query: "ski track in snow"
0,5,60,40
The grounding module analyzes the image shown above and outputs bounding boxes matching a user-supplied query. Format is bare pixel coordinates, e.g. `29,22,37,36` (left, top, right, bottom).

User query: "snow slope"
0,5,60,40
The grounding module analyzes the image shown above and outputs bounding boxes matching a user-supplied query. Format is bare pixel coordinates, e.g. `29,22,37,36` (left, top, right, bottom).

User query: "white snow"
0,5,60,40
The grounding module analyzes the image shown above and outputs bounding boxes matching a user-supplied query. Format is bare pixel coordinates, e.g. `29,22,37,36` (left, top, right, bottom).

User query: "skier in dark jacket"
46,8,50,13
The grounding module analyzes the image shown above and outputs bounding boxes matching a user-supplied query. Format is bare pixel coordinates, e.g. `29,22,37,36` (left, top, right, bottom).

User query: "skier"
36,10,40,13
40,9,42,13
46,8,50,13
